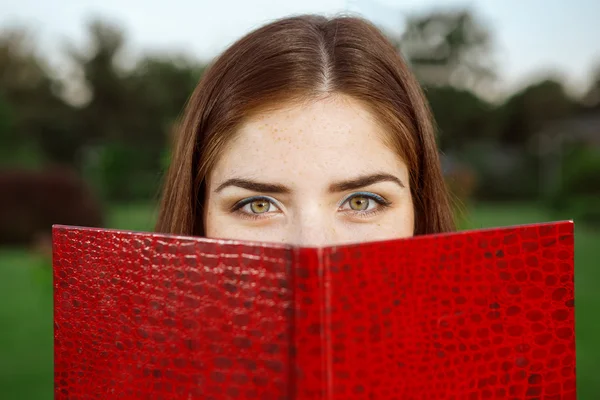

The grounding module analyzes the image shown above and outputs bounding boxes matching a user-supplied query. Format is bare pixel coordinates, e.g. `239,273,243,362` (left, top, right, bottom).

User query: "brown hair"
155,14,455,236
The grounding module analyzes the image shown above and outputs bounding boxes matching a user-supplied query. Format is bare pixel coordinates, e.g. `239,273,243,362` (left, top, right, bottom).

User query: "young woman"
155,14,455,246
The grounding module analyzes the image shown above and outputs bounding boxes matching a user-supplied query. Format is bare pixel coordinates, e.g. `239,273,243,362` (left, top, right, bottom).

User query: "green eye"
250,199,271,214
340,192,391,216
349,195,370,211
231,196,282,220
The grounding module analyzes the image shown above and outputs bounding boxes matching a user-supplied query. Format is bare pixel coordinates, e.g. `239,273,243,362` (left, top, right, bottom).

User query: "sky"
1,0,599,100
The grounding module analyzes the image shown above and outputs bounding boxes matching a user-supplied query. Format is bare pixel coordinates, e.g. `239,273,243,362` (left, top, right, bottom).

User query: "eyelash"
230,193,392,220
231,196,282,221
339,192,392,219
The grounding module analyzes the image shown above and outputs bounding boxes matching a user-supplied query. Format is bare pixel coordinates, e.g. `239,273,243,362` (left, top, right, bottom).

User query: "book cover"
52,221,576,399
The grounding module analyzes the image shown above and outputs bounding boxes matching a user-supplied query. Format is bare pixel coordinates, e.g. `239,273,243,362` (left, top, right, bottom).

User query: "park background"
0,0,598,398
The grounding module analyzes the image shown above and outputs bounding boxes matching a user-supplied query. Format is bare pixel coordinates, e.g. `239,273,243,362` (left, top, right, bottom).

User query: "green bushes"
82,142,165,203
445,143,541,202
549,146,600,226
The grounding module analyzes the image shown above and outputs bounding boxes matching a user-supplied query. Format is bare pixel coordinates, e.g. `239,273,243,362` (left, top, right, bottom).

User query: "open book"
52,221,576,399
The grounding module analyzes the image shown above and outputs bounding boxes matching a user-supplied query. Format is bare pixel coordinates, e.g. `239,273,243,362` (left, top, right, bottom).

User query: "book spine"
291,247,328,399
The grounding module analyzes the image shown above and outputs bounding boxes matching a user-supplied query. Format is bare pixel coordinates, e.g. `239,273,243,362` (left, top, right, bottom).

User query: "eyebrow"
328,173,405,192
214,173,404,194
215,178,290,194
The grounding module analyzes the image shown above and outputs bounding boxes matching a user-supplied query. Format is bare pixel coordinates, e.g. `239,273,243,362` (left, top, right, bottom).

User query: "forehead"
209,95,407,185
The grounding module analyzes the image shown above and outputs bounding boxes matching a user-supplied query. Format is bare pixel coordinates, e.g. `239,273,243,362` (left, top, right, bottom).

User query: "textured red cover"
53,221,576,399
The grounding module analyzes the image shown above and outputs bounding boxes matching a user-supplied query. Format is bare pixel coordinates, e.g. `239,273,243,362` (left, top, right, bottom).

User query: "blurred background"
0,0,598,398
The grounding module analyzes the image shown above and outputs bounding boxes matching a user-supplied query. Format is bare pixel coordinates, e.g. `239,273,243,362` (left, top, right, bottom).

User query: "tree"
66,18,206,201
582,64,600,109
68,19,131,143
126,54,204,146
399,9,496,93
0,27,78,166
497,78,575,146
425,85,494,151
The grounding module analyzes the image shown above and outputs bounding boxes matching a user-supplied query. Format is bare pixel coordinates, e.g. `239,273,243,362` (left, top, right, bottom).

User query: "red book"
52,221,576,399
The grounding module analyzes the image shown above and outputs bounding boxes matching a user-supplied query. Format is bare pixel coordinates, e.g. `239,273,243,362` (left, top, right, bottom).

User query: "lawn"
0,202,597,398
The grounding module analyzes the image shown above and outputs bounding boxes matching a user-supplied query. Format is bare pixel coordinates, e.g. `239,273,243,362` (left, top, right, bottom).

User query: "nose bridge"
289,207,333,247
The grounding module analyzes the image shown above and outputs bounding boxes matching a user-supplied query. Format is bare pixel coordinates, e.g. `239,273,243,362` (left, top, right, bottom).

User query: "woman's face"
204,94,414,247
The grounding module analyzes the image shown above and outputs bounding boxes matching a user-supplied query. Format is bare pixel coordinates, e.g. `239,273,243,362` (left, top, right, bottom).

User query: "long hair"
155,14,455,236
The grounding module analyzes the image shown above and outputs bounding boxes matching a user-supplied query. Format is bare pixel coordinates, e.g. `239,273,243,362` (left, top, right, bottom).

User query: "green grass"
0,202,597,398
104,202,159,232
0,250,53,400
